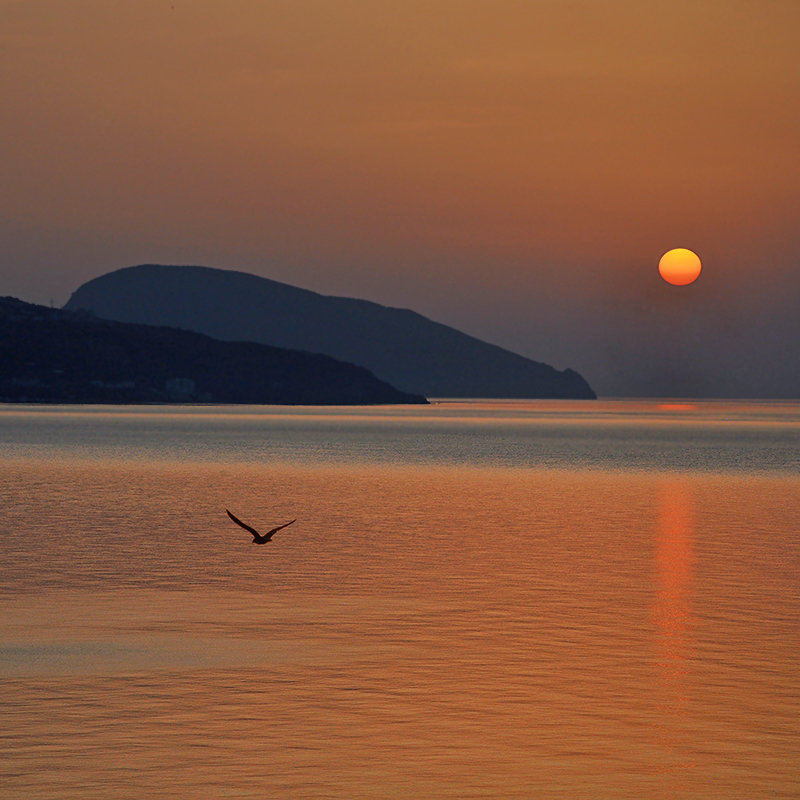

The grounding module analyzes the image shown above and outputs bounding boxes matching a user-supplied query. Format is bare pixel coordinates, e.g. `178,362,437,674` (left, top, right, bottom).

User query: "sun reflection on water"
654,482,695,676
651,481,697,777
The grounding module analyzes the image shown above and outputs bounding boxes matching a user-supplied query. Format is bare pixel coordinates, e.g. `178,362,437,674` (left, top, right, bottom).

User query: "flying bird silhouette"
226,509,296,544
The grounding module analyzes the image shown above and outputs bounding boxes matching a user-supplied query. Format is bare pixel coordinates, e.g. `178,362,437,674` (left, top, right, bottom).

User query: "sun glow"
659,248,702,286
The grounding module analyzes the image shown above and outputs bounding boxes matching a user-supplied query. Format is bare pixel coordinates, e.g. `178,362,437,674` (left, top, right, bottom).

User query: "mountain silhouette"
65,265,596,399
0,296,426,405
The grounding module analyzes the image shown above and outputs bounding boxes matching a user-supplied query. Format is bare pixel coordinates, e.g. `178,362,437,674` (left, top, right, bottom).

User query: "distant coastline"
0,297,427,406
65,264,597,400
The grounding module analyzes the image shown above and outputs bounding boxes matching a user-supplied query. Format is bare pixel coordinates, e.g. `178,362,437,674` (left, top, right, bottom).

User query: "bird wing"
264,519,297,540
226,509,261,537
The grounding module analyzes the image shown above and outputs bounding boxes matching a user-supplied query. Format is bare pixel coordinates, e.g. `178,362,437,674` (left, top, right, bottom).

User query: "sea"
1,399,798,799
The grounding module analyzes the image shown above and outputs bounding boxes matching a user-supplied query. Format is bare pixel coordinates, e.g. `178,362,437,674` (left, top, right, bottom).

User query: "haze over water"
1,400,798,798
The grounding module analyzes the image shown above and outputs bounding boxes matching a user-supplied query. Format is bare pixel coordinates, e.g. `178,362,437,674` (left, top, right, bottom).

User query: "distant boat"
225,509,296,544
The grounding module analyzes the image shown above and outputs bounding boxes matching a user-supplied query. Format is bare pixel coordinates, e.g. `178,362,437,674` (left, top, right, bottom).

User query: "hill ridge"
65,264,596,399
0,295,427,405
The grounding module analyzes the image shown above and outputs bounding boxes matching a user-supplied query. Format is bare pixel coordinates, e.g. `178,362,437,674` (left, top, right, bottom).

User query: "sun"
659,248,702,286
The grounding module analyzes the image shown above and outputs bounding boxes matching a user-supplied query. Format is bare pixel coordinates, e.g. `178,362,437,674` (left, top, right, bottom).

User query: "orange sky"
2,0,799,396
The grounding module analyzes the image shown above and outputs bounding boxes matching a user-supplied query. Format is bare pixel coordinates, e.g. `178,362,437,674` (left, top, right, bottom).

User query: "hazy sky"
3,0,799,396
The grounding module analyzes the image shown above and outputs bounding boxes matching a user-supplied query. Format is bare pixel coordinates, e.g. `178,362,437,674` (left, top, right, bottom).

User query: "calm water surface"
1,400,798,798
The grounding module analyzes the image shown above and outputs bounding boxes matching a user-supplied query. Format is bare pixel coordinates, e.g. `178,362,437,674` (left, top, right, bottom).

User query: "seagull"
225,509,296,544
